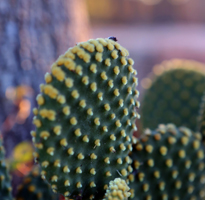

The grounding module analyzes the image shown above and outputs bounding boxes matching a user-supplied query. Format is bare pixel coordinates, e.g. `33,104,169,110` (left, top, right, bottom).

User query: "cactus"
140,59,205,131
197,93,205,142
16,166,59,200
0,136,12,200
128,124,205,200
31,38,139,199
103,178,130,200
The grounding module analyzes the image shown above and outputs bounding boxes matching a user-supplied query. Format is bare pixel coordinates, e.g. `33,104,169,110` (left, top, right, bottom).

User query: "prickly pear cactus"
16,167,59,200
128,124,205,200
140,59,205,131
0,136,12,200
198,93,205,142
103,178,130,200
31,38,139,199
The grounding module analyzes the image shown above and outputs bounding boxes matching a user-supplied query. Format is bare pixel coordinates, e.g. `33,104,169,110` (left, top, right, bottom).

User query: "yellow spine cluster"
104,178,131,200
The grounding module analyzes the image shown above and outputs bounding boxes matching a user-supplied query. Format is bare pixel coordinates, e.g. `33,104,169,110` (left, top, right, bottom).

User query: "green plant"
31,38,139,199
16,166,59,200
140,59,205,131
197,93,205,142
0,136,12,200
128,124,205,200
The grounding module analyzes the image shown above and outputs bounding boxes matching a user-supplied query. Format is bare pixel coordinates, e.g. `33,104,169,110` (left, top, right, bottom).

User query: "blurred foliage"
5,85,34,103
6,141,34,176
12,141,33,163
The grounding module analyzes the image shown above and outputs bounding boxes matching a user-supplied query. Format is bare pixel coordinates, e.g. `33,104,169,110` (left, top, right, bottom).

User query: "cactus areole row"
16,167,59,200
0,136,12,200
31,38,139,199
129,124,205,200
140,59,205,131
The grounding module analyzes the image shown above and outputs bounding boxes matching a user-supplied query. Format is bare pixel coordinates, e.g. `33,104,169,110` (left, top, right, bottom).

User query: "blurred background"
1,0,205,196
87,0,205,92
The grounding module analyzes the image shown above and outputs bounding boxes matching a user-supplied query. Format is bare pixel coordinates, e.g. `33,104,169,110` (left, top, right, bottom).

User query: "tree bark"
0,0,90,156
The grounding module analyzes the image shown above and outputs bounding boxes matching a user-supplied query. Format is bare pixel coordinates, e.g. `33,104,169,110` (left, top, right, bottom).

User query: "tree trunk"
0,0,90,155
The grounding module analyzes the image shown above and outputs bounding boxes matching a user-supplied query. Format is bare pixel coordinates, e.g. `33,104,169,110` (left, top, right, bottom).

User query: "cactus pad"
198,94,205,142
103,178,130,200
16,167,59,200
31,38,139,199
140,59,205,131
0,137,12,200
129,124,205,200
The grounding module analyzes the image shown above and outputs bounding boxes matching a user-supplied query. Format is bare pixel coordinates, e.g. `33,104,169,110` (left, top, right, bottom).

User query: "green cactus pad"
140,59,205,131
198,94,205,142
129,124,205,200
0,137,12,200
103,178,130,200
16,167,59,200
31,38,139,199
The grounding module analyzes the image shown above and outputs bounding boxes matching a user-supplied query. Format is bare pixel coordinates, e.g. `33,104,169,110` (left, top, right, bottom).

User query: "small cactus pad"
0,137,12,200
16,167,59,200
31,38,139,199
140,59,205,131
129,124,205,200
198,93,205,141
103,178,131,200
